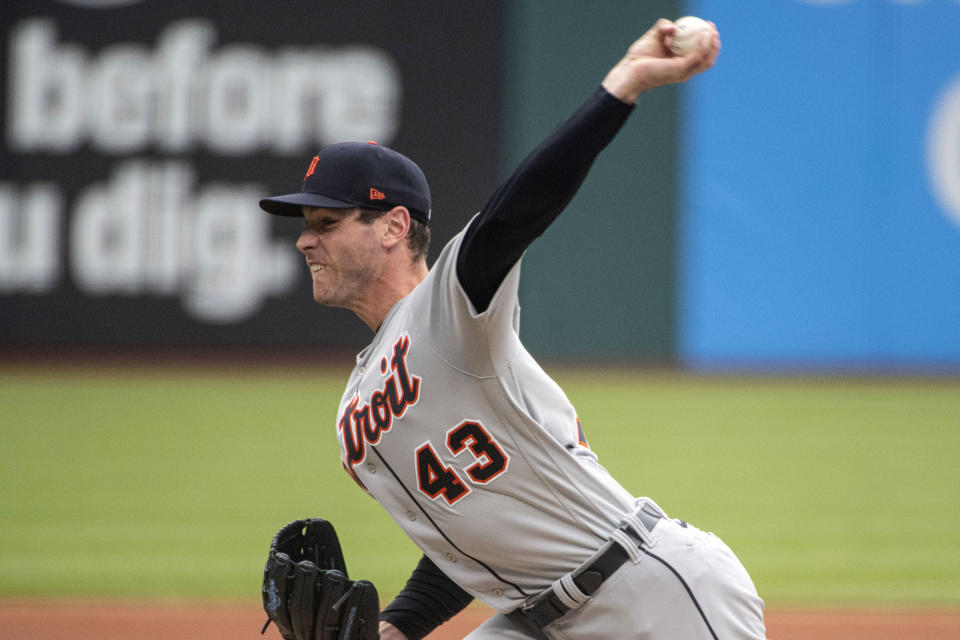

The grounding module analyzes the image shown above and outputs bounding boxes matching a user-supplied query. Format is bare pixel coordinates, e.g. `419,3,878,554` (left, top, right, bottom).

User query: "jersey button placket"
446,553,457,563
405,511,416,521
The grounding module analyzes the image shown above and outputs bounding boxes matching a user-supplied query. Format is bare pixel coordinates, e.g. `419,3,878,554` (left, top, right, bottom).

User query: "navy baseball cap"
259,141,432,224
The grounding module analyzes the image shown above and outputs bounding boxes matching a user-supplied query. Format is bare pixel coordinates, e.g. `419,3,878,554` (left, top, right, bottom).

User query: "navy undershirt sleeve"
455,86,635,313
379,554,474,640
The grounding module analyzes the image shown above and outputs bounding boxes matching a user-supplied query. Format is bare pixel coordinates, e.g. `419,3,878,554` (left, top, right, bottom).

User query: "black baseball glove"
261,518,379,640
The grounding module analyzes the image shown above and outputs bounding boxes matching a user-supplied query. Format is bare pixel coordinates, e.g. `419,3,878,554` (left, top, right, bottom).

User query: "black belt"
507,506,663,632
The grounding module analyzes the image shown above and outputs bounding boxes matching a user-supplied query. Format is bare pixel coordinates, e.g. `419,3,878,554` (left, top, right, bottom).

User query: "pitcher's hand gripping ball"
668,16,711,55
261,519,379,640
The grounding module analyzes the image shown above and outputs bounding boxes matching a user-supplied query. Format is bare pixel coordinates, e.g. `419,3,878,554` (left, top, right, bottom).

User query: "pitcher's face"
296,207,382,309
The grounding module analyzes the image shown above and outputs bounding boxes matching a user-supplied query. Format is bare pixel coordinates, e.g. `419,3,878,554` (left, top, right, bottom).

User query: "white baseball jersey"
336,226,636,612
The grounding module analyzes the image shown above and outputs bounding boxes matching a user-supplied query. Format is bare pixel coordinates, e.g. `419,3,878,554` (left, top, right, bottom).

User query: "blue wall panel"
681,0,960,369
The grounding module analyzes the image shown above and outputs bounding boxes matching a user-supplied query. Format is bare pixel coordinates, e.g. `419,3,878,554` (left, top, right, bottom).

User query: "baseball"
669,16,710,56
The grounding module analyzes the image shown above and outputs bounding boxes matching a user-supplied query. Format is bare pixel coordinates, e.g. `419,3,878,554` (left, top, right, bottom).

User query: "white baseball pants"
465,510,766,639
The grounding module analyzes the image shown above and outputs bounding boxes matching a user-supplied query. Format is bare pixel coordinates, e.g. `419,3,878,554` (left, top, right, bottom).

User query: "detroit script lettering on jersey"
339,334,420,469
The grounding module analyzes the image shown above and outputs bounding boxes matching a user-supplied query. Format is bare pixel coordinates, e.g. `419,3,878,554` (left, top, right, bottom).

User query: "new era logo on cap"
260,142,432,224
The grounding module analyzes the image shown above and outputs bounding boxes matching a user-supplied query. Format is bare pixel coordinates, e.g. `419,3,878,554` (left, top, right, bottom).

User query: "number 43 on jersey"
415,420,509,505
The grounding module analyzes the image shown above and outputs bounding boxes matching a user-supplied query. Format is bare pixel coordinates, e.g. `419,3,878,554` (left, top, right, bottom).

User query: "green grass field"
2,366,958,607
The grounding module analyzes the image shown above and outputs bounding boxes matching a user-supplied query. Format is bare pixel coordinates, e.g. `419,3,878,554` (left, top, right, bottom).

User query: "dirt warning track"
2,599,958,639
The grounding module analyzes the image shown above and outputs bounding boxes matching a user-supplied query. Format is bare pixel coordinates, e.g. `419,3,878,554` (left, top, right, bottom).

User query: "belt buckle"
519,588,569,629
520,587,550,614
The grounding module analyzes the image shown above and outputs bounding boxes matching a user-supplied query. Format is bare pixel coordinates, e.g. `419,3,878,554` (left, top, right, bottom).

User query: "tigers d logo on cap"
304,156,319,180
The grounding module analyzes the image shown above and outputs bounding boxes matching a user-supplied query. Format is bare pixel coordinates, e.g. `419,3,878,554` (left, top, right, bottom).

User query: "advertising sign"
1,1,504,348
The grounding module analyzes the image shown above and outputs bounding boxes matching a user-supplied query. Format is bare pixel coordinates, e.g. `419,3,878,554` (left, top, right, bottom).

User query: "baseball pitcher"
259,18,766,640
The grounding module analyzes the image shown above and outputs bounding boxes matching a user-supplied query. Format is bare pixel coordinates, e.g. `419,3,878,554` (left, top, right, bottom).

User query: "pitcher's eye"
304,218,338,232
